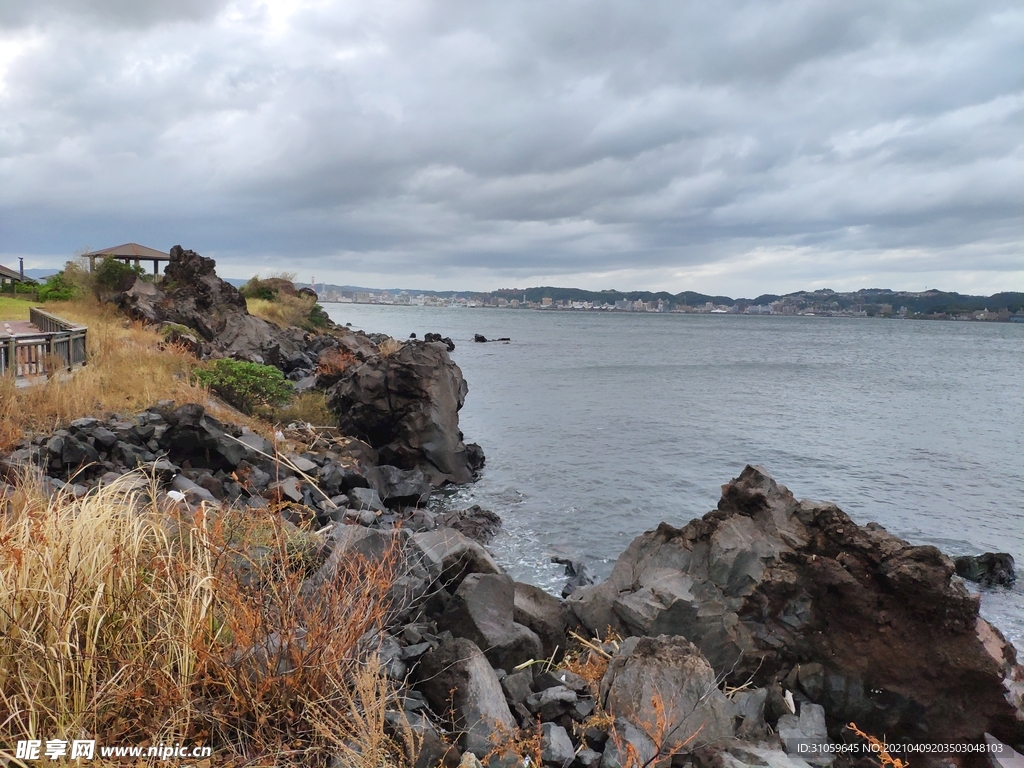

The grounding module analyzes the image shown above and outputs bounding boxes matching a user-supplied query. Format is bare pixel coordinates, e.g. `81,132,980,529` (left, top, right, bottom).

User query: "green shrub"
193,358,294,414
93,256,145,292
240,276,277,301
36,271,79,302
305,303,331,330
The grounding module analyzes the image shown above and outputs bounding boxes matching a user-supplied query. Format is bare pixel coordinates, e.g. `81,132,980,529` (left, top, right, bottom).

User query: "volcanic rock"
117,245,311,372
417,638,516,757
327,341,485,485
955,552,1017,587
409,528,502,592
600,635,734,752
513,581,571,660
439,573,543,670
437,505,502,543
568,465,1024,744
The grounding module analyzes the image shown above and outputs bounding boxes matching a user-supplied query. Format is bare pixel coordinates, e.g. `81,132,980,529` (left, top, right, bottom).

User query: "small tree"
36,271,79,302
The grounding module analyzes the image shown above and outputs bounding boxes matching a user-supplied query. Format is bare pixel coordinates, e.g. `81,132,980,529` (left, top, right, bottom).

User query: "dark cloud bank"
1,0,1022,293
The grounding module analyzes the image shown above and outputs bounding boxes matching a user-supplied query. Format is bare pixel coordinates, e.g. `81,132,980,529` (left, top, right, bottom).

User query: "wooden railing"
0,309,88,380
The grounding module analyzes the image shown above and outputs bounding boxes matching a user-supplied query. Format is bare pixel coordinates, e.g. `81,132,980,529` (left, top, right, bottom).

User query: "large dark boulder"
409,528,503,592
326,341,484,485
437,505,502,544
158,403,249,471
416,638,516,757
568,465,1024,745
600,635,735,753
439,573,543,670
513,581,572,660
955,552,1017,587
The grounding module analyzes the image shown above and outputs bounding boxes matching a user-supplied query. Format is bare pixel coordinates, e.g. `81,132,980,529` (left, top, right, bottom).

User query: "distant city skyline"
2,1,1022,295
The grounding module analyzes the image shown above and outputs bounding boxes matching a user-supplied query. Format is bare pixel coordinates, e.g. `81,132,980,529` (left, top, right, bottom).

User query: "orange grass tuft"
849,723,910,768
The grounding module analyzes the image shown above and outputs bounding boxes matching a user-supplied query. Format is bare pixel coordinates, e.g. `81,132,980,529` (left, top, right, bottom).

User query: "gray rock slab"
417,638,515,757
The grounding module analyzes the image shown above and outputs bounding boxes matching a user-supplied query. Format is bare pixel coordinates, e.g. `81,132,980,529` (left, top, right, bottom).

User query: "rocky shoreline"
2,247,1022,767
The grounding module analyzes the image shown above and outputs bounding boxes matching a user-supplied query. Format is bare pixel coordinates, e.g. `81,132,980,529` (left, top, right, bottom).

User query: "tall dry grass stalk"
0,470,407,765
377,338,403,358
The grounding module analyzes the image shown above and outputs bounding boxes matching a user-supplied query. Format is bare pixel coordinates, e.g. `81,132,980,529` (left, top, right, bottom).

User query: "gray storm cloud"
1,0,1021,292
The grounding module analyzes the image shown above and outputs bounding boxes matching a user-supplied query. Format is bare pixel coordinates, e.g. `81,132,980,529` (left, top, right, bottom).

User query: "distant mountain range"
11,271,1022,316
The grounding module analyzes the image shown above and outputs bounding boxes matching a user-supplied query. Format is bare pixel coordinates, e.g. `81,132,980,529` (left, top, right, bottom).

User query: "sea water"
324,304,1024,650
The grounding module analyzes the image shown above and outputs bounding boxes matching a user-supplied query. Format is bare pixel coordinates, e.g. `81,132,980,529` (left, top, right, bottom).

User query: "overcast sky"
1,0,1021,295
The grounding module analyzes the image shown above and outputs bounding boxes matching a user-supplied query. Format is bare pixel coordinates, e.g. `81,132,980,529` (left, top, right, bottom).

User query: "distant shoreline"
319,300,1024,323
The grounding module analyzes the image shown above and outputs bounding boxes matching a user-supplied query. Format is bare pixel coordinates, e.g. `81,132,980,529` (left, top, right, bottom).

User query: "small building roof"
0,264,35,283
82,243,169,260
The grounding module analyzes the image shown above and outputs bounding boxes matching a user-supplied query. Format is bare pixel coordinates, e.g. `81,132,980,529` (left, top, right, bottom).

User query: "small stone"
526,685,576,721
92,427,118,449
266,477,303,503
289,455,318,473
348,486,385,512
540,723,574,766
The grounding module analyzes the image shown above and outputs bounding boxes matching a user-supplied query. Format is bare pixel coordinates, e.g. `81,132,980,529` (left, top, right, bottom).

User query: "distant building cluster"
319,290,446,306
313,286,1024,322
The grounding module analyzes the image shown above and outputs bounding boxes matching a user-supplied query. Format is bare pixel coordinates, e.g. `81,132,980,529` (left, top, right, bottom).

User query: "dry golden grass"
271,391,334,427
0,299,265,450
378,338,403,358
0,470,409,766
246,296,316,330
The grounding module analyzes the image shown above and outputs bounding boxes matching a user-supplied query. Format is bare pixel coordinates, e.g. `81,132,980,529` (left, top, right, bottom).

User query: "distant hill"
222,277,1024,315
22,268,60,280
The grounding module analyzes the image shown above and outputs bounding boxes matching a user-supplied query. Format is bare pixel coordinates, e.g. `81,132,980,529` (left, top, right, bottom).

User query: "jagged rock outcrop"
568,465,1024,745
326,341,485,486
113,247,481,488
118,246,315,372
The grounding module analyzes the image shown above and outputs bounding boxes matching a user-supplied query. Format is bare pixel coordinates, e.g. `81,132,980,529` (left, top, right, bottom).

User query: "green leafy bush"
306,303,331,330
240,276,277,301
93,257,145,292
36,271,79,302
193,358,294,414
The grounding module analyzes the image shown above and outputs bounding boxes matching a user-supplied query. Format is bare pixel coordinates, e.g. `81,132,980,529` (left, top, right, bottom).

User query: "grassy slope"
0,298,266,449
0,297,413,765
0,295,39,321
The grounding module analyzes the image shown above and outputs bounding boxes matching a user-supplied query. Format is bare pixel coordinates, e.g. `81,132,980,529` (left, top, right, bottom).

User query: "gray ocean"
324,304,1024,650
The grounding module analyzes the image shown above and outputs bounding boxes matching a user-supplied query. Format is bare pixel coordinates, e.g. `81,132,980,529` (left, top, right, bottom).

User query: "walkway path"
1,320,40,335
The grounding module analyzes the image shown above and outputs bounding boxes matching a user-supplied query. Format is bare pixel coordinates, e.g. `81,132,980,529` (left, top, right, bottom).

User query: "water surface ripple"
326,305,1024,650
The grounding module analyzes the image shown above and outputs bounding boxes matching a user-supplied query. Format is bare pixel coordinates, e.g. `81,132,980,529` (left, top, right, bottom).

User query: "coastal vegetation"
0,472,408,766
241,274,331,332
192,358,294,415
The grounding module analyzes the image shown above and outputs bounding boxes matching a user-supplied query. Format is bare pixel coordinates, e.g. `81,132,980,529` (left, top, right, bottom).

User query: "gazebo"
83,243,170,275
